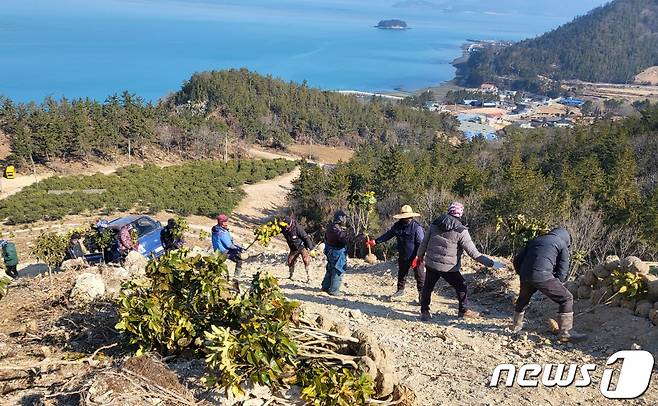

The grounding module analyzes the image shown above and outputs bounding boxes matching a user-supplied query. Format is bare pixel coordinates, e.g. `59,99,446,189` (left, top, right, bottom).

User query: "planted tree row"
0,159,297,224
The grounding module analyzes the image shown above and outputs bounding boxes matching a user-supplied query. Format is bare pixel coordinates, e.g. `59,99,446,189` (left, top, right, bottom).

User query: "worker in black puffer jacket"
512,228,587,342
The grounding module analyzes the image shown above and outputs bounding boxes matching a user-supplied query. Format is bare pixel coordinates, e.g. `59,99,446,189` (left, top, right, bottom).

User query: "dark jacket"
160,226,184,251
517,228,571,282
325,222,349,249
282,218,314,252
375,219,424,262
1,242,18,267
417,214,493,272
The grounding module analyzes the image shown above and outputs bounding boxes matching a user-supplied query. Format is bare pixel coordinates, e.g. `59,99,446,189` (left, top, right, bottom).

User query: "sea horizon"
0,0,608,103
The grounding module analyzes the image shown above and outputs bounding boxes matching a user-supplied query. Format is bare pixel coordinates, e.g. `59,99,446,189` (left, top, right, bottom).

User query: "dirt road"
234,168,300,220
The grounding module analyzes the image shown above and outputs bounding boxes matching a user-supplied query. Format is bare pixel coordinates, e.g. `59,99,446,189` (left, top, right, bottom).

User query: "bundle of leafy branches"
0,158,297,224
115,250,406,405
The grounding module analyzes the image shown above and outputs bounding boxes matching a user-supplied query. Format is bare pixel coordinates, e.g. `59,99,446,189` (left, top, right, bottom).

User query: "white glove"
492,261,506,270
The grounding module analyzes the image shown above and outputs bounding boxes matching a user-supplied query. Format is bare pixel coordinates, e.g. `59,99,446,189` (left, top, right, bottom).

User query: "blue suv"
107,215,165,260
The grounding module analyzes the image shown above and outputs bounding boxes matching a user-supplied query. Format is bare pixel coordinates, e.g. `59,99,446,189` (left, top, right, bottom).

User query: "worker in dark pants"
416,202,502,320
0,240,19,278
512,228,587,343
161,218,185,253
281,213,315,282
368,205,425,303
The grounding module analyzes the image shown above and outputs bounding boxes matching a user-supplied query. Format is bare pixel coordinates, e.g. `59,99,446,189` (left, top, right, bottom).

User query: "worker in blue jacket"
212,214,243,277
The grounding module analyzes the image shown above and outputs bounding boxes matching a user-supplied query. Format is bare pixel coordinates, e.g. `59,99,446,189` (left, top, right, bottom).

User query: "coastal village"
422,76,658,138
426,83,587,138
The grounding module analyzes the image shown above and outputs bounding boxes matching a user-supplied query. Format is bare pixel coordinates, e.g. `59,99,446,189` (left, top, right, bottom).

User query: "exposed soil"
634,66,658,85
1,161,657,405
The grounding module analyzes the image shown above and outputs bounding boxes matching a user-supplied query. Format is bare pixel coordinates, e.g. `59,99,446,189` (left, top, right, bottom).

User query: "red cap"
217,214,229,224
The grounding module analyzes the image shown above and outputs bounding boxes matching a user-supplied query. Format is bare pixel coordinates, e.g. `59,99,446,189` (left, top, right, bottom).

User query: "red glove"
411,256,419,269
366,239,376,248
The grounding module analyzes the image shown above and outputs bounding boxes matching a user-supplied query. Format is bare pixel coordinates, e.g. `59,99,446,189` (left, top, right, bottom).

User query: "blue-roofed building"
558,97,586,107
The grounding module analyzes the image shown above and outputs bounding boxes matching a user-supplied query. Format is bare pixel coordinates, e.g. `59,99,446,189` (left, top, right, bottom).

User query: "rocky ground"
1,169,658,405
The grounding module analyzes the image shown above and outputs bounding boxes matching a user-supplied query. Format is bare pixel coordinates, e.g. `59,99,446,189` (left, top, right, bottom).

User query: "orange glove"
366,239,376,248
411,256,419,269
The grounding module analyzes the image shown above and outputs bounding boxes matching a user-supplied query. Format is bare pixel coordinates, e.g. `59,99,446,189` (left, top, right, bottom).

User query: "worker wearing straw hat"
368,205,425,303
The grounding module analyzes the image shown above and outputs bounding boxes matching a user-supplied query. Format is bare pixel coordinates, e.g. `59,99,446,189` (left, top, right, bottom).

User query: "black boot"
511,311,524,333
557,312,587,342
390,289,405,301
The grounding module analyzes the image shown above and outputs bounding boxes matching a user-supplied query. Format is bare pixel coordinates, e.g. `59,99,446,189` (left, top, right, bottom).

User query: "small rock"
577,285,592,299
635,300,652,318
242,398,265,406
593,264,611,279
40,346,52,359
620,298,637,310
349,309,363,319
603,255,620,271
60,258,86,271
631,343,642,350
649,309,658,326
621,256,647,274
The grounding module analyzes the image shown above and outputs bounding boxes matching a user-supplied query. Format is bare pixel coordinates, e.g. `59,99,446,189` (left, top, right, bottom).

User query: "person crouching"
212,214,244,278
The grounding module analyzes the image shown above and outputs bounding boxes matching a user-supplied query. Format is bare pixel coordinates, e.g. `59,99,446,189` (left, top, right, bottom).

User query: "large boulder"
124,251,148,277
70,273,105,303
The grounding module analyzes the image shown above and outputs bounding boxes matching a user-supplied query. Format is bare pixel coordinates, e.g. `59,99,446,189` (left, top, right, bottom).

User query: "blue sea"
0,0,608,103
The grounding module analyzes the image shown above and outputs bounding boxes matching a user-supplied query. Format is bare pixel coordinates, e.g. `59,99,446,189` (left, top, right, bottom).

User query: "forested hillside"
291,105,658,261
457,0,658,90
0,69,457,167
170,69,456,146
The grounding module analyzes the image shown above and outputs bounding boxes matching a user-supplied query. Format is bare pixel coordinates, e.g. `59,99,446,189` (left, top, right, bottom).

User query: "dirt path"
232,249,658,406
234,168,300,221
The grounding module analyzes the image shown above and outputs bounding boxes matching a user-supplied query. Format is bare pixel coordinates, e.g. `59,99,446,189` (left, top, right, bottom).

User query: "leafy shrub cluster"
116,250,374,404
0,159,297,224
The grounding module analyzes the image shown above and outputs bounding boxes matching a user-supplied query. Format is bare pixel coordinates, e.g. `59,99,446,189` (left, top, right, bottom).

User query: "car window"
133,217,159,237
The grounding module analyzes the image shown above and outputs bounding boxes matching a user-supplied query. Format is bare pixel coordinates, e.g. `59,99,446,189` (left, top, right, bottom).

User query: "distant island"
375,19,408,30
